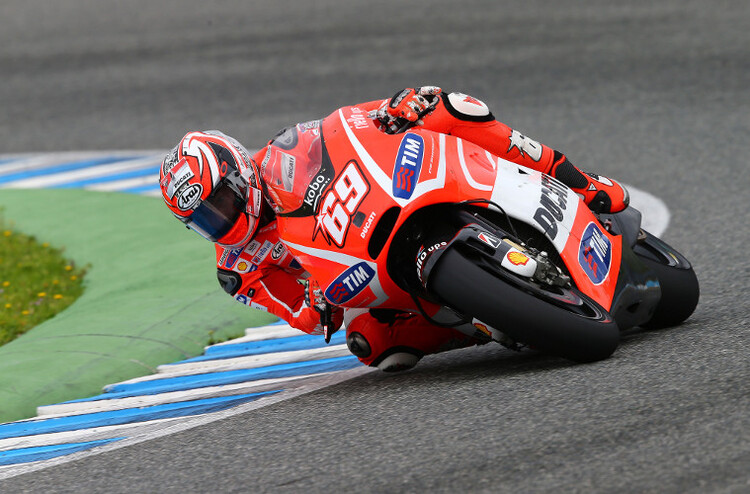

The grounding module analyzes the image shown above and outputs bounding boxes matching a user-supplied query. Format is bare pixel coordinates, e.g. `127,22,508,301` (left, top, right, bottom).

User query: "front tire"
428,247,620,363
633,231,699,329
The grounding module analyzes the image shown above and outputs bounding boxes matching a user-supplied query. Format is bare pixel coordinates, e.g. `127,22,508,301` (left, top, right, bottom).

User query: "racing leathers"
216,88,629,372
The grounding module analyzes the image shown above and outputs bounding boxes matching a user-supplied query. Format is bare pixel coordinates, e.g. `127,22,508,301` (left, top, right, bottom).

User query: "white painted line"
1,156,161,188
626,184,670,236
37,373,329,417
0,416,187,452
0,366,374,480
241,324,305,341
84,174,160,192
156,345,351,377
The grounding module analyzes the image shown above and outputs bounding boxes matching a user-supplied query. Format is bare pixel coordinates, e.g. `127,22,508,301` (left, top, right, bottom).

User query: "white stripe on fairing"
283,240,372,268
1,156,161,188
456,138,493,191
0,366,373,480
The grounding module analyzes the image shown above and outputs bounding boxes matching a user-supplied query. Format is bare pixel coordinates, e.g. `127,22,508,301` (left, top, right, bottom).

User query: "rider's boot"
549,155,630,213
344,309,481,372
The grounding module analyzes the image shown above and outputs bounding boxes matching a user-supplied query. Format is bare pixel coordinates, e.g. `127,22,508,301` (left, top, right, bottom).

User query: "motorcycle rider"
159,86,629,372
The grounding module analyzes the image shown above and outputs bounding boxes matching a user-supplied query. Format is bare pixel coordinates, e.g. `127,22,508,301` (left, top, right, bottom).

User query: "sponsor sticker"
244,240,261,256
507,251,530,266
324,262,376,304
223,247,243,269
252,240,274,265
392,133,424,199
578,222,612,285
477,232,501,248
280,152,296,192
177,183,202,211
165,159,194,199
271,241,285,260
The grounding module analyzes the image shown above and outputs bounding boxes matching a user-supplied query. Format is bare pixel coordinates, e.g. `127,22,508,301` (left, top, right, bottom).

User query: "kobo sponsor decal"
324,262,375,304
578,222,612,285
392,133,424,199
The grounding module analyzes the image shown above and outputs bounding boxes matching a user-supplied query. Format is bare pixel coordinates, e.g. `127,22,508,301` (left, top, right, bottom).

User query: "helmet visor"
184,173,247,242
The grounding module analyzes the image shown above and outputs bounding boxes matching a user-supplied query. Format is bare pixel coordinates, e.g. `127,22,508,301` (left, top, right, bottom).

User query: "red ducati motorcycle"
263,105,699,363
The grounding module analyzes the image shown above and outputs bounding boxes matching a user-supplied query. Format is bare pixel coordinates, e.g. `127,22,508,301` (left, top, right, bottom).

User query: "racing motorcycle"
264,105,699,363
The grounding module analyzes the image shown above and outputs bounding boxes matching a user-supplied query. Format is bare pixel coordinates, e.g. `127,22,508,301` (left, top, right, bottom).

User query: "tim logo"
392,133,424,199
324,262,375,304
578,222,612,285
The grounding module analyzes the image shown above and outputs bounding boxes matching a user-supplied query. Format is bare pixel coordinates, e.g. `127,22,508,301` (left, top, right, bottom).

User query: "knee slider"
371,347,423,373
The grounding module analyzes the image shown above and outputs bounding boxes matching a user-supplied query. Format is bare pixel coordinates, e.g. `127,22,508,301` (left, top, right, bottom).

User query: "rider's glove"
376,86,442,134
301,278,327,312
299,278,342,343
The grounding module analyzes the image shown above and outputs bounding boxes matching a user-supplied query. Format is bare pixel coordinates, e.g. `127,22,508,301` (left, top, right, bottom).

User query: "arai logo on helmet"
324,262,375,304
177,183,202,211
578,222,612,285
392,133,424,199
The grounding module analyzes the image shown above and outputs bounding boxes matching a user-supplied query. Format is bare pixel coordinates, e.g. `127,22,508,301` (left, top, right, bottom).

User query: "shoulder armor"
217,268,242,296
442,92,494,122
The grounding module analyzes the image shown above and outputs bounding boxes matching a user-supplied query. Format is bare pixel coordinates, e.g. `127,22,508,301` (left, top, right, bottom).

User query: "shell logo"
237,261,248,271
473,322,492,338
507,251,530,266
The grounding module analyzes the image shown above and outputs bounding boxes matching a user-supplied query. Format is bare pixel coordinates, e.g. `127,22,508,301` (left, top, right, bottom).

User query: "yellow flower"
54,294,63,300
3,230,11,237
52,279,59,285
2,281,9,287
70,275,77,281
65,265,73,271
22,310,30,315
38,292,47,297
4,303,11,309
42,242,50,248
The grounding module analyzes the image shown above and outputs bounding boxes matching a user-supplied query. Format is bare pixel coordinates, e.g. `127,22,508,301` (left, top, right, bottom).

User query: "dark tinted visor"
184,175,246,242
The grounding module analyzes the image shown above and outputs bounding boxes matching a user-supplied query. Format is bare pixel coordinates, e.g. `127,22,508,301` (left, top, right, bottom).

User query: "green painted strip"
0,189,276,423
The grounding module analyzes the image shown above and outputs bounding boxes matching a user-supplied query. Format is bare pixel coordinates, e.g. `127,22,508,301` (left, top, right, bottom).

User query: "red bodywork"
270,106,622,314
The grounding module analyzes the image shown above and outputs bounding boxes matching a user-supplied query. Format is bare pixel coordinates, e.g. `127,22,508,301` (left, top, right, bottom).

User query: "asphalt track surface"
1,0,749,492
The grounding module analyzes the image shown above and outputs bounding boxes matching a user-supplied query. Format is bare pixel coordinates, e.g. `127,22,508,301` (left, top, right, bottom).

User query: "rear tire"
428,247,620,363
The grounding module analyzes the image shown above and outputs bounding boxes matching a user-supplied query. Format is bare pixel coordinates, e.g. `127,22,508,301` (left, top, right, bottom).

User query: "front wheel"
633,231,699,329
428,247,620,363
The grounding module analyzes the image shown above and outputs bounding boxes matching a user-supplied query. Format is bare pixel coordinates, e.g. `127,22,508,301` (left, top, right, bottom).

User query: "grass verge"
0,211,87,345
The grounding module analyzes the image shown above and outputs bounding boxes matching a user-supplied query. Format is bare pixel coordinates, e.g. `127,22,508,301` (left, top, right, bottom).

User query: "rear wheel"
633,231,699,329
428,247,620,363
